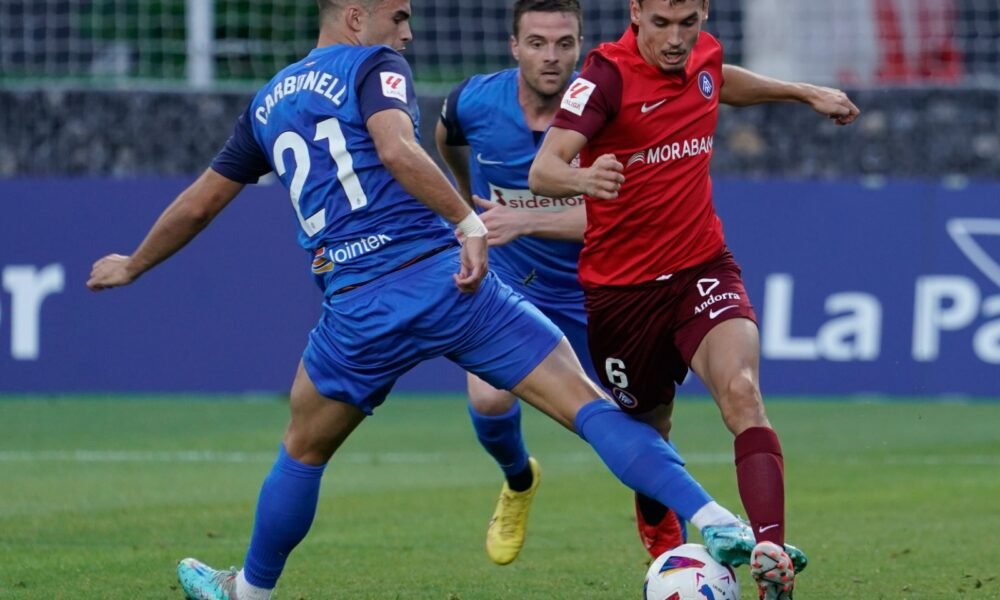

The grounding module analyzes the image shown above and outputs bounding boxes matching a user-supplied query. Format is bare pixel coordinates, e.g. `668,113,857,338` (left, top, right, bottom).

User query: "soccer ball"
643,543,740,600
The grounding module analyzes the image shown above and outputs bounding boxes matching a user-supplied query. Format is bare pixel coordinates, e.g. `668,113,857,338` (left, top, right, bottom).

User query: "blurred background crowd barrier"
1,0,998,395
0,0,998,177
3,0,997,87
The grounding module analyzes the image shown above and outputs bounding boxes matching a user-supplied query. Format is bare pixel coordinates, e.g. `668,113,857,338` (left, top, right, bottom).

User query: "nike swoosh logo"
640,99,668,113
758,523,780,533
476,153,504,165
708,305,739,319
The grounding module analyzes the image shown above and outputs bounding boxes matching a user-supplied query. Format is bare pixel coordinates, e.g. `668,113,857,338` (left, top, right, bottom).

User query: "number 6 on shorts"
605,357,629,388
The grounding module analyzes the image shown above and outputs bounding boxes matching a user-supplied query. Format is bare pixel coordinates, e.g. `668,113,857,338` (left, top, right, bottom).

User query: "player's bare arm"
530,127,623,200
86,169,244,291
368,108,488,292
720,64,860,126
472,195,585,245
434,120,473,205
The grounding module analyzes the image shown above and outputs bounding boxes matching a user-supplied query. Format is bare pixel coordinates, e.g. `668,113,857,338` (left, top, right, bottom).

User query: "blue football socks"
468,401,532,489
574,399,712,520
242,444,326,589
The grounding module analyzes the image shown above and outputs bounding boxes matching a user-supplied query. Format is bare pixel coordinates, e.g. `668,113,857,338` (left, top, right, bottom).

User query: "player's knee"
718,373,767,434
513,354,607,430
283,395,364,465
282,426,336,465
468,386,517,416
523,342,606,400
724,372,759,402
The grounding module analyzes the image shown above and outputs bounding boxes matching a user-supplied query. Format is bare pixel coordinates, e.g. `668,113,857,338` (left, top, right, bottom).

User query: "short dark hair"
636,0,706,6
511,0,583,38
317,0,379,21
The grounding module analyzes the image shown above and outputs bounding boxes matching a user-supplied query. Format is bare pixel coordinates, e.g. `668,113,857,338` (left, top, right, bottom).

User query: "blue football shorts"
502,280,598,385
302,247,564,414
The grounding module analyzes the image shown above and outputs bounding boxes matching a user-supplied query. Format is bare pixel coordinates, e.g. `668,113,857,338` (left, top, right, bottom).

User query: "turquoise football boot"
700,521,756,567
177,557,238,600
784,542,808,574
702,520,808,574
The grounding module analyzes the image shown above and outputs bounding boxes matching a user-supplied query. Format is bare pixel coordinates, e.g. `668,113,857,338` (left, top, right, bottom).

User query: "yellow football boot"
485,457,541,565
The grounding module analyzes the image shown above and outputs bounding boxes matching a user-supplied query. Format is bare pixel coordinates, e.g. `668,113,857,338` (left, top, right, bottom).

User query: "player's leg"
466,374,540,565
689,319,798,599
178,361,367,600
554,300,687,558
630,403,687,556
469,289,602,565
454,270,742,562
177,254,445,600
690,318,785,539
467,377,532,490
582,283,754,565
508,338,742,534
467,292,596,499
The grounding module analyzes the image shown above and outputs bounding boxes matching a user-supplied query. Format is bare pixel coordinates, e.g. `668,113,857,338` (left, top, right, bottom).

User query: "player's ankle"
690,501,739,530
236,570,273,600
506,463,533,492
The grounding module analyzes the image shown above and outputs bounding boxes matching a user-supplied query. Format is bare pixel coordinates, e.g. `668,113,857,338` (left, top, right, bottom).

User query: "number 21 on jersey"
272,117,368,237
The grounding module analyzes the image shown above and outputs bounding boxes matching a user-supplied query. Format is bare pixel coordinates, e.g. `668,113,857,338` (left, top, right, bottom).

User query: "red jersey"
552,27,725,288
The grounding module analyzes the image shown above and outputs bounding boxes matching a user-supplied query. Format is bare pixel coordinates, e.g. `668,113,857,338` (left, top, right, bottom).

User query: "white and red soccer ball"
643,543,740,600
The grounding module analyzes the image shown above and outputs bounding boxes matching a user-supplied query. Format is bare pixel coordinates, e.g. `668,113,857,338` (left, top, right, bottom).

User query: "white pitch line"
881,455,1000,466
0,450,996,466
0,450,731,465
0,450,276,463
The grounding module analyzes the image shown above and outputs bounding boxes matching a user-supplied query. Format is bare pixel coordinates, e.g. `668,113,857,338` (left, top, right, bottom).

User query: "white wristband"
457,211,488,238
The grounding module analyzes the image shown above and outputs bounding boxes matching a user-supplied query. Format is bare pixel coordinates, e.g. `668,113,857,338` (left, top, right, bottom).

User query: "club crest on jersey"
612,387,638,408
560,78,596,116
380,72,407,101
312,247,334,274
698,71,714,99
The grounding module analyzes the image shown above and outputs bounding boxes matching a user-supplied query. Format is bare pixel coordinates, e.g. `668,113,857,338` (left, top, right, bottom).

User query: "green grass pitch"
1,396,998,599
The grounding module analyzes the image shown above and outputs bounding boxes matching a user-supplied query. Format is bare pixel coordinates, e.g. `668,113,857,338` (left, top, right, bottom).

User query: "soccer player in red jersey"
529,1,859,598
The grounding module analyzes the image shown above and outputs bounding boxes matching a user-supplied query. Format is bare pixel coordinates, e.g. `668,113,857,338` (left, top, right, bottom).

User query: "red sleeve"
551,54,622,140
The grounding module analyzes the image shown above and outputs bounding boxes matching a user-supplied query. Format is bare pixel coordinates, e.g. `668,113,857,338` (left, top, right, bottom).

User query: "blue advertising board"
1,177,998,396
1,178,322,393
716,178,999,397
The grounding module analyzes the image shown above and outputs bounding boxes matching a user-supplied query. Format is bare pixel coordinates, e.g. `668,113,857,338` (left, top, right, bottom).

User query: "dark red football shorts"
584,248,757,414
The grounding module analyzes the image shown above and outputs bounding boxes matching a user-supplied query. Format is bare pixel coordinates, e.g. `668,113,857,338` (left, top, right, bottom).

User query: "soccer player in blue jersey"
88,1,765,598
436,0,695,566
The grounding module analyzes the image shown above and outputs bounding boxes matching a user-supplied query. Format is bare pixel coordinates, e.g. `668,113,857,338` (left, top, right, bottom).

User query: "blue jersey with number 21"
211,44,564,412
212,44,457,294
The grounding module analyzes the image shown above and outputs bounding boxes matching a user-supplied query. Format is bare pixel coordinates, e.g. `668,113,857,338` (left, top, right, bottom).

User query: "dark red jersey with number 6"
552,27,725,288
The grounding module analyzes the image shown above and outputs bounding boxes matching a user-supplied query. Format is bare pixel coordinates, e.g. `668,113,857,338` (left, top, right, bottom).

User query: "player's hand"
455,235,488,293
804,84,860,126
583,153,625,200
472,195,525,246
86,254,137,291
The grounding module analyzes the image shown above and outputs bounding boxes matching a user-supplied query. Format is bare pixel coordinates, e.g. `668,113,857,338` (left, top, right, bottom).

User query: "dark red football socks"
734,426,785,546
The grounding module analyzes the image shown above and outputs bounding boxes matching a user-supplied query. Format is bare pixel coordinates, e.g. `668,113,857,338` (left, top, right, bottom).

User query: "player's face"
359,0,413,51
631,0,708,73
511,11,582,99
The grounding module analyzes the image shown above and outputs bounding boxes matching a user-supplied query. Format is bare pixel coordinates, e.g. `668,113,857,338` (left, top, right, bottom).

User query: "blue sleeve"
439,78,471,147
210,105,272,184
355,48,418,124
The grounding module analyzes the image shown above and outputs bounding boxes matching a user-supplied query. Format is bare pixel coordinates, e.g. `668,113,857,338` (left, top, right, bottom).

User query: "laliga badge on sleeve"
380,72,407,101
560,78,597,116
